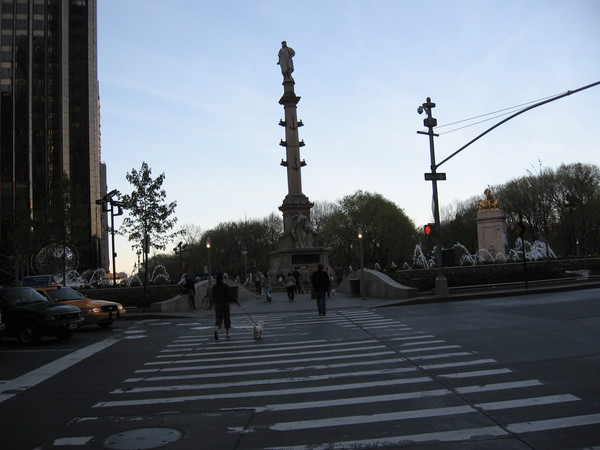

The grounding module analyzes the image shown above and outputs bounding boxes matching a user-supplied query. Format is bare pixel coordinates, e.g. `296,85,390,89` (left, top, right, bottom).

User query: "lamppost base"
435,276,449,297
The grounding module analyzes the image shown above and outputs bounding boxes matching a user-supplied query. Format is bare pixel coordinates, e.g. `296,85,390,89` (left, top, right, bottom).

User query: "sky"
97,0,600,275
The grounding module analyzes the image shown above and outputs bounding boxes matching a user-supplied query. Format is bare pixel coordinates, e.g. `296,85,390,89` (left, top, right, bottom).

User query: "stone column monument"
269,41,330,275
476,188,509,261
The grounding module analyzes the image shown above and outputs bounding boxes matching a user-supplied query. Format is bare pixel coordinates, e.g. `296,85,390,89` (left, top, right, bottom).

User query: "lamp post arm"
436,80,600,169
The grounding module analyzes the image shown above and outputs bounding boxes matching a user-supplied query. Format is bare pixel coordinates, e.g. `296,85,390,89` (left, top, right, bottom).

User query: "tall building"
0,0,104,282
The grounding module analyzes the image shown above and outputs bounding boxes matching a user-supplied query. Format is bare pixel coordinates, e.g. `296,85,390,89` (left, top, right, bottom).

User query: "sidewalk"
125,276,600,320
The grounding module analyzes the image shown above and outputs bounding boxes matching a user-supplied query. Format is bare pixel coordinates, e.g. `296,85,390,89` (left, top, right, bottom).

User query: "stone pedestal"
476,208,509,261
269,246,330,278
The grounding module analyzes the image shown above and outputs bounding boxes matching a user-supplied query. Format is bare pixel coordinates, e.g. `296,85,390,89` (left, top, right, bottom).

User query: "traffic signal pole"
418,98,449,296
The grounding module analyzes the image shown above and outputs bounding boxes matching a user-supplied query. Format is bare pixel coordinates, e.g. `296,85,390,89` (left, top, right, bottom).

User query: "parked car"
34,286,126,328
0,286,82,345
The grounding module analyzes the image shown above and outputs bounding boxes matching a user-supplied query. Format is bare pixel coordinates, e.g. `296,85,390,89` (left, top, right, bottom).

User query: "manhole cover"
103,427,183,449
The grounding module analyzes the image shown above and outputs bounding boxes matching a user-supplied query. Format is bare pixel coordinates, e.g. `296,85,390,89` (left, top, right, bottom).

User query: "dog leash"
238,303,259,327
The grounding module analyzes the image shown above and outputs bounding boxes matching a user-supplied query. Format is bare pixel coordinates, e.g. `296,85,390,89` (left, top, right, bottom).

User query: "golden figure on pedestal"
478,188,501,210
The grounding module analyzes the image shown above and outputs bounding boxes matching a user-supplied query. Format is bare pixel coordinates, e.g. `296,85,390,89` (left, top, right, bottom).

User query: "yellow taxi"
34,286,126,328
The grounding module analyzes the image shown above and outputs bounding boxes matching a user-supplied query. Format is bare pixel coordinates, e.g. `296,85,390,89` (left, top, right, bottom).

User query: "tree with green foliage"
319,190,417,270
120,162,182,254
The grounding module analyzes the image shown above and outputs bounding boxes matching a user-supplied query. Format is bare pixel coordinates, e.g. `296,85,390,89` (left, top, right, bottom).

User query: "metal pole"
419,98,448,296
206,237,212,290
110,203,117,287
358,227,365,299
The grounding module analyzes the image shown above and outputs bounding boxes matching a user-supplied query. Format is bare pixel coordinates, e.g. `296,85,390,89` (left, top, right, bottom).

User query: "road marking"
94,376,434,408
400,339,446,346
242,405,477,432
125,357,409,382
507,413,600,433
439,368,512,378
421,358,497,370
111,367,418,394
0,337,120,404
146,343,388,365
52,436,94,446
252,388,452,412
135,350,397,373
401,345,460,353
267,426,508,450
456,379,542,394
389,334,432,341
476,394,580,410
157,339,378,357
409,352,472,360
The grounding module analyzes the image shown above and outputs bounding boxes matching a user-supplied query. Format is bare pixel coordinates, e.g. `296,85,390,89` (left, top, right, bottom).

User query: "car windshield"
0,287,49,307
46,288,87,301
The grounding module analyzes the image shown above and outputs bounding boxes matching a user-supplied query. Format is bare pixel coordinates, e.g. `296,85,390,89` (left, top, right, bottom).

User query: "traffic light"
424,223,436,237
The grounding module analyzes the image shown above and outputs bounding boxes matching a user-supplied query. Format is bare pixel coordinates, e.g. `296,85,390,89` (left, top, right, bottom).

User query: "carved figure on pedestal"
291,213,314,248
277,41,295,81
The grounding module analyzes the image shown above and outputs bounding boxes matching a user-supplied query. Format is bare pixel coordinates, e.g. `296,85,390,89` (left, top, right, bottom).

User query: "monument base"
477,208,509,261
269,246,330,277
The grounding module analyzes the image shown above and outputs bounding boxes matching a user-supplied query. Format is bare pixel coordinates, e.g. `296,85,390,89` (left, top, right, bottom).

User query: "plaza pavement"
126,275,600,321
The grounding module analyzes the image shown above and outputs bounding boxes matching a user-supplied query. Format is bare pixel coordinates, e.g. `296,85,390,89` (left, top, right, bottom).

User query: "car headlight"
81,307,101,314
117,305,124,310
46,315,56,322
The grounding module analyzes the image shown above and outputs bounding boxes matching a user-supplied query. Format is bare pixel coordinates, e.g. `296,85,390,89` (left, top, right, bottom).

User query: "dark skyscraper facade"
0,0,103,281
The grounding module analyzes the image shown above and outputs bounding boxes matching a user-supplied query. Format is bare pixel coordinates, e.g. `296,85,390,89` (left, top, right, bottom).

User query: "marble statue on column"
277,41,295,81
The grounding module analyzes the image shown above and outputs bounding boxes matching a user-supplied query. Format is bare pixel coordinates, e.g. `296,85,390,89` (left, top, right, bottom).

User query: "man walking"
311,264,330,316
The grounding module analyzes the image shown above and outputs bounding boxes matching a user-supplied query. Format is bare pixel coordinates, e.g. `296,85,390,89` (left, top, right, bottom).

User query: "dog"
252,320,264,340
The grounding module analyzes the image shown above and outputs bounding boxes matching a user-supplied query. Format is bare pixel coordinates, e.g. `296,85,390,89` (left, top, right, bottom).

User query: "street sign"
424,172,446,181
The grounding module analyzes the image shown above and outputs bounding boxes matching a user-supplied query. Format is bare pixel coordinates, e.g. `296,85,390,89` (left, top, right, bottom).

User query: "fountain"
403,239,555,270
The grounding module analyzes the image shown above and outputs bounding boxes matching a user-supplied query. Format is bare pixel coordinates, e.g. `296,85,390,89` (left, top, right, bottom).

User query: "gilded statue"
478,188,501,210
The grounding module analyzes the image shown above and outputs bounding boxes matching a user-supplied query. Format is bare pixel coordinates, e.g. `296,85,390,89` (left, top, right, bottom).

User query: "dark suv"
0,286,83,345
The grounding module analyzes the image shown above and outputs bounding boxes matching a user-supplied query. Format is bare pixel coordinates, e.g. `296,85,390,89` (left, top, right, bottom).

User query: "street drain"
103,427,183,449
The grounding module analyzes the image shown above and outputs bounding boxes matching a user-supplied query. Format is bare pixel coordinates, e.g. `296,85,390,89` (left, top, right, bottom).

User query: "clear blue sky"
97,0,600,275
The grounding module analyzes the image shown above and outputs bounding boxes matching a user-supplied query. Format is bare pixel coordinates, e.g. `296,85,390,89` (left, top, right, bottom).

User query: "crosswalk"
61,309,600,449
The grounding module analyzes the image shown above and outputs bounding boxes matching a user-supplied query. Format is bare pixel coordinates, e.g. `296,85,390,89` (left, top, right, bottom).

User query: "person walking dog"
213,273,240,340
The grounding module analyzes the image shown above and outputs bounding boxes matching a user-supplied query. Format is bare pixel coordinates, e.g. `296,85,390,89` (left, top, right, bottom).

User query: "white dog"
252,320,264,340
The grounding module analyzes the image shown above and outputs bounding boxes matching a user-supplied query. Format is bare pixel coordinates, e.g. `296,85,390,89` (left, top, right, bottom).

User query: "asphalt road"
1,287,599,449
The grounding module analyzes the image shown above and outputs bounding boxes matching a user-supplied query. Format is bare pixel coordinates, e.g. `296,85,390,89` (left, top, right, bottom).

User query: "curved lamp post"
357,227,365,299
206,237,212,289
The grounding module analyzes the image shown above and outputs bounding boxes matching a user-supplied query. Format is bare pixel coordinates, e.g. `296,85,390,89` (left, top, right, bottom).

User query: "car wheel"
98,322,113,329
57,330,74,340
18,322,41,345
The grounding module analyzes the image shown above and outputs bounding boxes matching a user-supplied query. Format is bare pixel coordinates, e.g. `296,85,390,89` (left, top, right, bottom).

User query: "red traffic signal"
424,223,436,237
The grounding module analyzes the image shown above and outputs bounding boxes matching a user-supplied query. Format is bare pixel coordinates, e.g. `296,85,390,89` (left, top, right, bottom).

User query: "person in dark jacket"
311,264,331,316
183,274,196,309
212,273,240,340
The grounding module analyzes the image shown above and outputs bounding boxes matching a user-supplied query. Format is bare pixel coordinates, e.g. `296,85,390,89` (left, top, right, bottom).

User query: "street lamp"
174,241,188,277
206,237,212,289
357,227,365,299
418,98,448,296
96,189,125,287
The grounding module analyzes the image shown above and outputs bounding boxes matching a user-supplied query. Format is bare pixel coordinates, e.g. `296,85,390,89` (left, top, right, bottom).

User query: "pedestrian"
254,270,262,299
300,266,309,294
284,272,296,301
181,274,196,309
292,267,301,294
213,273,241,340
311,264,330,316
261,272,272,302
